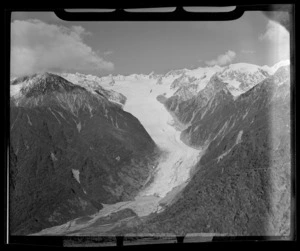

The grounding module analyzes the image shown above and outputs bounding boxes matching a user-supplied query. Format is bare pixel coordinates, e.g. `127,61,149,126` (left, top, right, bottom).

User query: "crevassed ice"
103,78,200,198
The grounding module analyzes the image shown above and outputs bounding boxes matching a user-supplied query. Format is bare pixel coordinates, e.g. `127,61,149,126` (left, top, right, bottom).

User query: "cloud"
103,50,114,56
259,20,289,42
11,19,114,77
259,20,290,60
205,50,236,66
241,49,255,54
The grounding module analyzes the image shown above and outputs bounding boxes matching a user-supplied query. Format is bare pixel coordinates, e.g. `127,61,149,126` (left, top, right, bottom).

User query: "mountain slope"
9,60,291,236
106,66,291,236
164,75,234,136
9,73,158,235
217,63,270,95
154,63,271,98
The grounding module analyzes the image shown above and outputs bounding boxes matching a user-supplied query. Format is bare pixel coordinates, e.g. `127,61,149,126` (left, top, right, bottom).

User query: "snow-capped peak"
261,60,290,75
225,63,262,73
270,59,290,74
10,72,80,99
165,68,189,78
11,59,289,103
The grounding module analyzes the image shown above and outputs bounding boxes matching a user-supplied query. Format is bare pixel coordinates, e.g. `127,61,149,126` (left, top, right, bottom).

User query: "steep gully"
34,78,202,235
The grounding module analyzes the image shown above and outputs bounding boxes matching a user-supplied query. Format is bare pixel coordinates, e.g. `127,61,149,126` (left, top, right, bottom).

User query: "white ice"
102,78,201,198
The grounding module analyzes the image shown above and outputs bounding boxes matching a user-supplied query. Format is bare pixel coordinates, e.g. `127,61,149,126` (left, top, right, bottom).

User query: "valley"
31,76,202,235
10,60,291,236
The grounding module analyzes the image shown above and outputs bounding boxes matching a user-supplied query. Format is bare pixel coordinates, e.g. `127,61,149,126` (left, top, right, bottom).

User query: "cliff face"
10,73,158,235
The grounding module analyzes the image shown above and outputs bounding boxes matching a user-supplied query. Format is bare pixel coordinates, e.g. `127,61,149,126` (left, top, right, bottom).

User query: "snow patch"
51,152,58,161
27,114,32,126
200,108,208,119
76,121,82,132
225,79,241,89
115,118,119,129
193,125,200,132
86,104,93,118
229,88,244,97
48,108,61,124
110,116,114,126
235,130,243,144
72,169,80,184
213,120,229,143
217,148,232,162
10,113,20,131
10,83,23,99
55,110,67,122
104,108,109,118
217,130,243,162
242,110,249,120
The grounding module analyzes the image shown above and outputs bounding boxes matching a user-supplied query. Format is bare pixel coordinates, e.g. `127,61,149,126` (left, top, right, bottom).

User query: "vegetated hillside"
111,66,291,236
9,73,158,235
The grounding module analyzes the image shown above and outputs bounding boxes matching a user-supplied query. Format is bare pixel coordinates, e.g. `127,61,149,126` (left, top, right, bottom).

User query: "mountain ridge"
9,60,291,236
102,63,291,236
42,60,291,101
10,73,159,235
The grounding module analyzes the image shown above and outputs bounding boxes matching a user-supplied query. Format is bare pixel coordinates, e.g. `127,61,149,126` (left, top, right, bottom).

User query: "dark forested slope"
10,73,158,235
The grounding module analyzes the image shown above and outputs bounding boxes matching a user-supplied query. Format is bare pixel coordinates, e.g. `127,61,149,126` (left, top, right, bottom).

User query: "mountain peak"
11,72,50,86
206,74,227,89
261,60,290,75
11,72,84,98
201,74,231,97
225,62,261,73
271,59,290,74
272,64,290,85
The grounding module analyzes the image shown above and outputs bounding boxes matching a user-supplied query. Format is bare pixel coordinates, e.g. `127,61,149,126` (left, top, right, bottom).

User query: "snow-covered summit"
10,72,81,99
261,59,290,75
10,60,289,102
270,59,290,74
225,62,262,73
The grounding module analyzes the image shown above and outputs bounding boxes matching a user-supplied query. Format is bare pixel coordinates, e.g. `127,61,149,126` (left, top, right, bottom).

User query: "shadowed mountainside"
10,73,159,235
107,66,291,236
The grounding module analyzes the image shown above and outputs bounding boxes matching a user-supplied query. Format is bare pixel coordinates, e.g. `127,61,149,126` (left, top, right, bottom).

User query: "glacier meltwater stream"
34,78,201,235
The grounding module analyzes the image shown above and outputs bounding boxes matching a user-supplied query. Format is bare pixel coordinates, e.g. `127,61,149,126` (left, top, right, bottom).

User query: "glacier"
101,77,201,198
29,59,290,235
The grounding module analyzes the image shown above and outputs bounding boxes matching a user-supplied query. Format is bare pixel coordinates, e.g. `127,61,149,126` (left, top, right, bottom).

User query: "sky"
10,10,290,77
